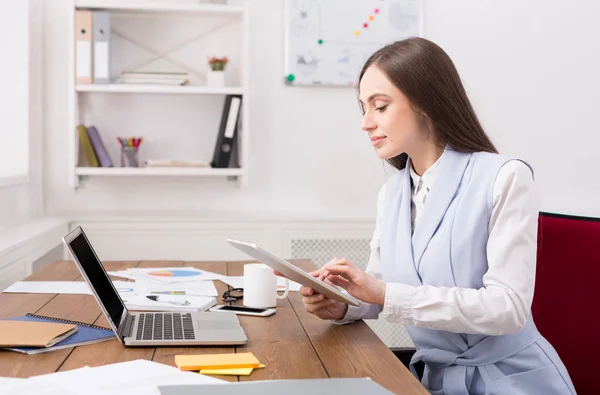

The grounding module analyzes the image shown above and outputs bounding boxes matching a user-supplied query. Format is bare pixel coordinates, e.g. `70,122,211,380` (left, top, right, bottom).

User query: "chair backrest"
532,212,600,395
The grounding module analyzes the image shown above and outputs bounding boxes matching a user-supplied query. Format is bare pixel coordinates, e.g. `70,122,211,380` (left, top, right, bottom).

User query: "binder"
77,124,100,167
75,10,93,84
92,11,110,84
1,313,115,355
86,125,113,167
211,95,242,168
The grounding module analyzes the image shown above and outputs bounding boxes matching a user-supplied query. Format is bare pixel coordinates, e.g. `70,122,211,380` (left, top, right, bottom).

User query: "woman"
295,38,576,394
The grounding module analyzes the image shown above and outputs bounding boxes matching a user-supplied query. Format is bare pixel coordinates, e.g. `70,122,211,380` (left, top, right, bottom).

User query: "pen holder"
120,146,139,167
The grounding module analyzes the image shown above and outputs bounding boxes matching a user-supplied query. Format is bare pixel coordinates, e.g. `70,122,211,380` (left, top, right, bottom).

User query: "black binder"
211,94,242,168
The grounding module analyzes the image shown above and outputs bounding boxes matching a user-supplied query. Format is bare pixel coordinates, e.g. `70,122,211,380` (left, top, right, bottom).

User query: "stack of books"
115,71,190,85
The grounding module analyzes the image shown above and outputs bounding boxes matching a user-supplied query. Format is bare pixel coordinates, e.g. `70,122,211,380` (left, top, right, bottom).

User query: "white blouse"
336,158,540,336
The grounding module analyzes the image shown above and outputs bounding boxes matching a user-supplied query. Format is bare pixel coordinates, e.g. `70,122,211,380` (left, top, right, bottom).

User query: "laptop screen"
68,231,126,328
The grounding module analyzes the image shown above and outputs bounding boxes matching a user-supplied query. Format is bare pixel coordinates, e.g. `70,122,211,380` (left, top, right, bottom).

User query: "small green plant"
208,56,228,71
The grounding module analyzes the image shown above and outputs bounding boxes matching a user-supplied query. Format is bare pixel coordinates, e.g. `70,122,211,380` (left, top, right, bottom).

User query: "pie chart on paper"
147,269,201,278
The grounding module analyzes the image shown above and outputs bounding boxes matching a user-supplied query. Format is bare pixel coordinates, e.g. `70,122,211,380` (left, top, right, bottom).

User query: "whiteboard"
284,0,423,87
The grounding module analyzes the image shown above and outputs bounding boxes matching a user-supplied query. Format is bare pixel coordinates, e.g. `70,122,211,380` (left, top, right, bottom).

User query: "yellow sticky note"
175,352,261,371
200,364,265,376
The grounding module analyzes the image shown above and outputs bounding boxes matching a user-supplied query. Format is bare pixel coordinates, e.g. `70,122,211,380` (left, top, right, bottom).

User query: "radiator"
290,238,414,349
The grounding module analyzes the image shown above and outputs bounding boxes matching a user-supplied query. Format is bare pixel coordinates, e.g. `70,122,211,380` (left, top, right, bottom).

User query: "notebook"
1,313,115,355
0,320,77,348
175,352,261,371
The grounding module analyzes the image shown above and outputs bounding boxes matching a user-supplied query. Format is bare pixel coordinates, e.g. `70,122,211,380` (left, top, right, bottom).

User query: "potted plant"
207,56,228,87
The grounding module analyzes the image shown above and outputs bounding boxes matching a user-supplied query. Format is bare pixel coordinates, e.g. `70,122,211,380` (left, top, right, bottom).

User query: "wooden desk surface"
0,260,427,395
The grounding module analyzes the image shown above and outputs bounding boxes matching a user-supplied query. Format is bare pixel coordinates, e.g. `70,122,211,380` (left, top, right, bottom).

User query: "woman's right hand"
299,270,348,321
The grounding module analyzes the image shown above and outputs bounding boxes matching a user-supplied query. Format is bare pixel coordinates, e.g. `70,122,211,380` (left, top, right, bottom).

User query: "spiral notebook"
1,313,115,355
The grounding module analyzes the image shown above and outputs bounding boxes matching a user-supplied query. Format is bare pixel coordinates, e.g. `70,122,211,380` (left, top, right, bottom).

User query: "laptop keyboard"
135,313,195,341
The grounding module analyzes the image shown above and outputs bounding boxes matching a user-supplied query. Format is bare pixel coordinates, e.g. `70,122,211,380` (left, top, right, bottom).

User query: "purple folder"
86,125,114,167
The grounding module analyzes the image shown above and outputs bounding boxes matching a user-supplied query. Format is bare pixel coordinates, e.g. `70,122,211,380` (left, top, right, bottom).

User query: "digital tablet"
226,239,360,307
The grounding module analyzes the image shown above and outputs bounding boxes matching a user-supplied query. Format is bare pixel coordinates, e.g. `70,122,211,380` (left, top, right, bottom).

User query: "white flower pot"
206,70,225,87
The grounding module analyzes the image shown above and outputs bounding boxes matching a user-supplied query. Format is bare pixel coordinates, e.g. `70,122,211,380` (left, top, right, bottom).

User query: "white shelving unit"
75,166,244,177
68,1,250,188
76,84,245,95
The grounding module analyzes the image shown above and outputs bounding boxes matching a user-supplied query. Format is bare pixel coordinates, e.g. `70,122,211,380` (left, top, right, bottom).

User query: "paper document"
107,271,142,281
117,267,224,284
112,281,218,298
26,359,226,395
0,280,216,298
3,281,92,295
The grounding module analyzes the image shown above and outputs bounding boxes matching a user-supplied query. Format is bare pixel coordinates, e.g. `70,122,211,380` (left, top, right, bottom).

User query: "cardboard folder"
0,320,78,348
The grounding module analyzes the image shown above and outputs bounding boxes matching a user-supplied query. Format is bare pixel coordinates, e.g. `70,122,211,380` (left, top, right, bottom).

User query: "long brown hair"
358,37,498,170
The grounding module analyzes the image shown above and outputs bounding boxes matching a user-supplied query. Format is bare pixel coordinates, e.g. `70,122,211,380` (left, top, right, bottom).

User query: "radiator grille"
290,238,414,349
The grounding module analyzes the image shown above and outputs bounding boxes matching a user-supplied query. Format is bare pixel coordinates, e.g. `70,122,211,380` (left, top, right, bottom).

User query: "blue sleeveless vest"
380,147,576,395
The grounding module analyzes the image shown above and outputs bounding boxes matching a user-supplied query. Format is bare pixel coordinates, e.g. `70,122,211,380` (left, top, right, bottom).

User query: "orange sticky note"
175,352,261,371
200,364,265,376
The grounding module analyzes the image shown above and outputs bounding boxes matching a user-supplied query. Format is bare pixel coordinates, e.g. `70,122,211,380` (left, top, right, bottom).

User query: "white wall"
425,0,600,217
0,0,44,228
44,0,600,221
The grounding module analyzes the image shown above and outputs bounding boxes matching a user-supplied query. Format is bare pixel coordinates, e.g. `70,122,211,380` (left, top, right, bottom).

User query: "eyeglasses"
222,288,243,303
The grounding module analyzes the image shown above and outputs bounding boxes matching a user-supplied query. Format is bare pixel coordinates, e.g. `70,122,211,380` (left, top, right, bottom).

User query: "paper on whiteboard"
284,0,422,86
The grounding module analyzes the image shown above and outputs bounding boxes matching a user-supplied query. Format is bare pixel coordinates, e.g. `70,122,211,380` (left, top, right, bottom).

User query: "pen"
150,291,186,295
146,295,190,306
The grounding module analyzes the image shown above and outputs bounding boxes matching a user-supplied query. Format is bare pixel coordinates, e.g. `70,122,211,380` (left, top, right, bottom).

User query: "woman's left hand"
322,258,386,305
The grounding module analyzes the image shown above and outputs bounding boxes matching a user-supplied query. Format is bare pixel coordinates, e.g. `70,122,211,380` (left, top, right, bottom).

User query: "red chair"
532,212,600,395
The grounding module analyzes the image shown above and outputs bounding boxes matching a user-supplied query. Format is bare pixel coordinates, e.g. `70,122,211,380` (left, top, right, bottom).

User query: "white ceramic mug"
243,263,289,308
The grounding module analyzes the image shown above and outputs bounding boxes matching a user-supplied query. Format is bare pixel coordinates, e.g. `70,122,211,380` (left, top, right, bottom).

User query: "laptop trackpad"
195,320,239,330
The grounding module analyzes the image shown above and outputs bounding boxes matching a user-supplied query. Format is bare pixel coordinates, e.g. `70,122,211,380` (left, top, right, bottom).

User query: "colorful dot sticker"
286,74,295,82
318,39,323,45
354,6,384,36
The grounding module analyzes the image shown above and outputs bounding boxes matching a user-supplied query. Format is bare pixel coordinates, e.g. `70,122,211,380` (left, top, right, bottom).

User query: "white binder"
92,11,110,84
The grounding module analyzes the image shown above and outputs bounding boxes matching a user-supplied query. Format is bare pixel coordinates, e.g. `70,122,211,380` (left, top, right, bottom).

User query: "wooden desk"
0,260,427,395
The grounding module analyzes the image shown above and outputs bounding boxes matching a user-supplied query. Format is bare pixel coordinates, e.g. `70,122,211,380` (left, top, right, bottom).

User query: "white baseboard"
0,217,69,291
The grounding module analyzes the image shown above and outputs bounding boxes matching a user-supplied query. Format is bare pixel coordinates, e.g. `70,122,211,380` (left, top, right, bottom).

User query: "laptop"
62,226,248,346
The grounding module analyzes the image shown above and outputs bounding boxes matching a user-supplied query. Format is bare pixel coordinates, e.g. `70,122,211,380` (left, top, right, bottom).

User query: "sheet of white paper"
218,276,301,292
28,360,225,395
107,271,144,281
111,280,218,298
3,281,92,295
1,369,91,395
139,281,218,297
126,267,224,284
